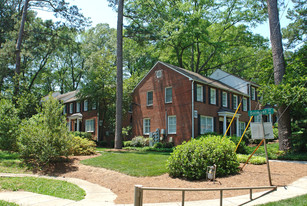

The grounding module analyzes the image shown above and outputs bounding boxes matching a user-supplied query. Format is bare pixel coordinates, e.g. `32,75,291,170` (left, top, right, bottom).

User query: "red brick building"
131,61,261,145
52,91,101,141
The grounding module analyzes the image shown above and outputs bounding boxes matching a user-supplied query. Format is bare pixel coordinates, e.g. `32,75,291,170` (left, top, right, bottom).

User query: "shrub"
18,95,73,168
0,99,20,151
131,136,148,147
123,141,132,147
69,136,96,156
71,131,92,140
229,135,248,154
153,142,163,148
167,135,239,180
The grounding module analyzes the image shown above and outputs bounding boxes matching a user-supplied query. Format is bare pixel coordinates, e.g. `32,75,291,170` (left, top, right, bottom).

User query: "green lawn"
0,177,85,201
256,194,307,206
81,151,170,176
0,200,19,206
0,151,27,174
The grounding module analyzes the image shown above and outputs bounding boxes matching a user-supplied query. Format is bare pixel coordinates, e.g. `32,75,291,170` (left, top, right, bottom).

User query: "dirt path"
42,154,307,204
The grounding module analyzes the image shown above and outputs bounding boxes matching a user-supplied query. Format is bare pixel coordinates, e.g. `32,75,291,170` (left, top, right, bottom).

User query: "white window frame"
222,91,227,107
84,100,88,111
85,119,95,132
243,97,247,111
251,87,256,100
168,115,176,134
196,84,203,102
76,102,80,113
239,121,246,137
233,95,238,109
69,103,73,114
210,88,216,105
165,87,172,103
92,102,97,110
63,105,67,114
143,118,150,135
200,116,214,134
147,91,153,106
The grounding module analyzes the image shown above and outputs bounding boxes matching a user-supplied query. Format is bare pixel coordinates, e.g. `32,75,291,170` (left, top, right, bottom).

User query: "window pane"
92,102,97,110
165,87,172,103
200,116,213,134
233,95,237,108
243,98,247,111
147,91,153,105
85,119,94,132
76,102,80,112
143,118,150,134
222,92,227,107
196,85,203,102
168,116,176,134
84,100,88,111
210,88,216,104
70,103,73,113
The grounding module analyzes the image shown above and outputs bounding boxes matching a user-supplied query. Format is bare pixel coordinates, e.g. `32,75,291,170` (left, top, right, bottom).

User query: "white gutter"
191,80,194,138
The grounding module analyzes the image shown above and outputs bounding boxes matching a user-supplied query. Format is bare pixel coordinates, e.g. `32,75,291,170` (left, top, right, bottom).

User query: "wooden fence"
134,185,277,206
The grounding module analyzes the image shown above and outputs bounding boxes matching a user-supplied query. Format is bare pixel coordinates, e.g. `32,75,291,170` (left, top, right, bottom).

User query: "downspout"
192,80,194,138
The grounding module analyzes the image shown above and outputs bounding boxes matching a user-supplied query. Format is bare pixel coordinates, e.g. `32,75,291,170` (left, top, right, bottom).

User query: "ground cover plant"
256,194,307,206
81,151,170,176
0,200,18,206
0,177,85,201
167,135,239,180
237,154,266,165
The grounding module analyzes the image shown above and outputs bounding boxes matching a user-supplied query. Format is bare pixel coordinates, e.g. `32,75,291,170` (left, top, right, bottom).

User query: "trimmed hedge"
167,135,239,180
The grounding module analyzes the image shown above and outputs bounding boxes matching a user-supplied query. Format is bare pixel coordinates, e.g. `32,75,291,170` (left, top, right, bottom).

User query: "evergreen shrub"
69,136,96,155
167,135,239,180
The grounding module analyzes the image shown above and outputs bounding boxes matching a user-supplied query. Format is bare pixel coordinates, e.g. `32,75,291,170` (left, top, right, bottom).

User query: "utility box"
206,164,216,181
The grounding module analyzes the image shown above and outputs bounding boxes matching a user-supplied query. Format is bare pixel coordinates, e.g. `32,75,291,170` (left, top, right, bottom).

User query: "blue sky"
36,0,293,40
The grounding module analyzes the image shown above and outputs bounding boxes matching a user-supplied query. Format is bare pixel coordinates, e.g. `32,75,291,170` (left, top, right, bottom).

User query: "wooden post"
182,191,185,206
134,185,143,206
250,189,252,200
220,190,223,206
264,138,273,186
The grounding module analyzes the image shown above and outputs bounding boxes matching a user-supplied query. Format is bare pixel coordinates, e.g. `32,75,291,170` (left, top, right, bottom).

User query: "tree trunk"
267,0,291,151
14,0,29,97
114,0,124,149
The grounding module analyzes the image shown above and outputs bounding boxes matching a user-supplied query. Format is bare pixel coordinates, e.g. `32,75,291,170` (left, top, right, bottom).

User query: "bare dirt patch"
42,154,307,204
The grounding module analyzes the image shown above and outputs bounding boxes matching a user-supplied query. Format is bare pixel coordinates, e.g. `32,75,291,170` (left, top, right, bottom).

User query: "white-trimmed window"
200,116,214,134
69,103,73,114
243,97,247,111
63,105,67,114
92,102,97,110
165,87,172,103
84,100,88,111
210,88,216,105
76,102,80,112
85,119,95,132
168,116,176,134
251,87,256,100
147,91,153,106
196,84,203,102
143,118,150,135
222,91,227,107
239,122,246,137
233,95,238,109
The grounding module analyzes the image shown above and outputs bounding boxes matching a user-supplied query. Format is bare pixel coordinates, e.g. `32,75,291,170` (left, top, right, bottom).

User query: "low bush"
153,142,163,148
123,146,173,153
229,135,248,154
237,154,266,165
167,135,239,180
69,136,96,156
123,141,132,147
71,131,92,140
131,136,148,147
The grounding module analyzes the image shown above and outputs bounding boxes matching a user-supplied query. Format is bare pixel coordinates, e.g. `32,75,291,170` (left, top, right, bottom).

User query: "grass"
81,151,170,176
0,200,19,206
0,151,28,174
256,194,307,206
0,177,85,201
246,142,284,159
237,154,266,165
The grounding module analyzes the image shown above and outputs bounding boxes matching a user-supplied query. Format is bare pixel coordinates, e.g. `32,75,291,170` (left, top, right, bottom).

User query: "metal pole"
182,191,185,206
250,189,252,200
